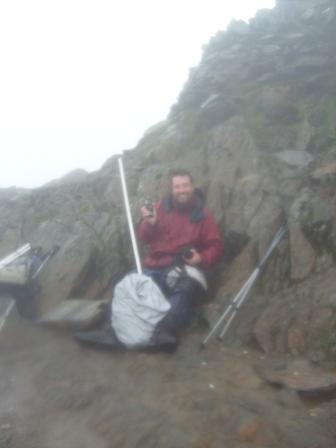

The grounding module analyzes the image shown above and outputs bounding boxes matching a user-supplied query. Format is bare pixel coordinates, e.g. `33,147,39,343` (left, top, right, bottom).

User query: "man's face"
171,175,194,204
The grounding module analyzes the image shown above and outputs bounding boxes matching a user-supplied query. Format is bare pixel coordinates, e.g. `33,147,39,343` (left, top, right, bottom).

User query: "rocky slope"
1,1,336,445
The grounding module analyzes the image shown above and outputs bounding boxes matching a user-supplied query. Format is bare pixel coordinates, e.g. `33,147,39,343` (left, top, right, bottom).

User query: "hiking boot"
146,329,178,353
75,327,123,350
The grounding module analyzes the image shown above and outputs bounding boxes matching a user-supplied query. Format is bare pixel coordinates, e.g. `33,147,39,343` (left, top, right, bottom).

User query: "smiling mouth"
176,193,190,201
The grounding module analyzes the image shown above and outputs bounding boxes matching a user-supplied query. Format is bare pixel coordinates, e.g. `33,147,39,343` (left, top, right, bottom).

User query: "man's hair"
169,169,194,184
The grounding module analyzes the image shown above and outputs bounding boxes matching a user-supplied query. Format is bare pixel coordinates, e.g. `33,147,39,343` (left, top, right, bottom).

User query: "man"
138,169,223,340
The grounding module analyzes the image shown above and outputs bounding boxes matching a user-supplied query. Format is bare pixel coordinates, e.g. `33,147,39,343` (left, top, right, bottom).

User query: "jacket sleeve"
199,212,224,268
137,219,158,244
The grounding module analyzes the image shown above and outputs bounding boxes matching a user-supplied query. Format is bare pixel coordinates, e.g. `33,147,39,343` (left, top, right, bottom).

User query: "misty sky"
0,0,275,189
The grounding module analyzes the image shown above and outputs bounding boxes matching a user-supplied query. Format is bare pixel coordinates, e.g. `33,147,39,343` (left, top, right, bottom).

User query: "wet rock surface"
255,358,336,395
0,314,335,448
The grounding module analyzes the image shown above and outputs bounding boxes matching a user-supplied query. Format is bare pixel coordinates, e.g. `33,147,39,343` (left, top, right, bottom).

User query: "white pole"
0,244,31,334
0,244,31,269
0,300,15,333
118,157,143,274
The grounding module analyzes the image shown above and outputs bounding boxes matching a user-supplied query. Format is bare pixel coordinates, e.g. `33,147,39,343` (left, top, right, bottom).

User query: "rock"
0,187,30,202
199,95,238,129
289,221,316,280
217,241,255,298
39,299,106,330
227,19,250,35
312,161,336,181
253,304,290,353
290,187,334,258
255,358,336,396
44,169,88,187
252,266,336,362
287,188,334,280
137,121,185,163
259,85,293,113
296,120,315,152
275,150,314,168
200,94,221,110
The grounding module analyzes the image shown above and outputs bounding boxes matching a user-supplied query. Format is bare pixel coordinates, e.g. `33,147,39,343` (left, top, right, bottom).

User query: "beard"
172,192,194,210
174,193,192,203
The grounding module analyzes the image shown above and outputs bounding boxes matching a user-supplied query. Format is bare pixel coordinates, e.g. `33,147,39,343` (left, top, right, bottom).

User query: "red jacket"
137,192,224,269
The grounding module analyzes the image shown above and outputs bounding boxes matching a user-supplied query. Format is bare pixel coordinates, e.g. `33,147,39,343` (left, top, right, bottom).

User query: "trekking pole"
118,157,142,274
217,270,259,340
0,244,31,269
201,225,287,348
218,226,286,341
200,271,257,348
31,245,60,279
0,301,15,332
0,244,31,333
0,245,60,333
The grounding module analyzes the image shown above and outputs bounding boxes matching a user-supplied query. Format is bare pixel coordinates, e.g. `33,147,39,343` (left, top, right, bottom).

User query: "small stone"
275,150,314,168
209,383,215,390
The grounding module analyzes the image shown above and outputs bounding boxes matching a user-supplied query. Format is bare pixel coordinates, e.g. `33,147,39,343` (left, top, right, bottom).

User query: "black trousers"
144,268,204,336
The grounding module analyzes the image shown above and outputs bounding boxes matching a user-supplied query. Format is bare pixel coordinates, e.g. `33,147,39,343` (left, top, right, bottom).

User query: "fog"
0,0,275,188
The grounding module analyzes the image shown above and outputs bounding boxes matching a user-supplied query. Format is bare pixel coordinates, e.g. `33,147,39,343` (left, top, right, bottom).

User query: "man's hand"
183,249,202,266
140,205,157,226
